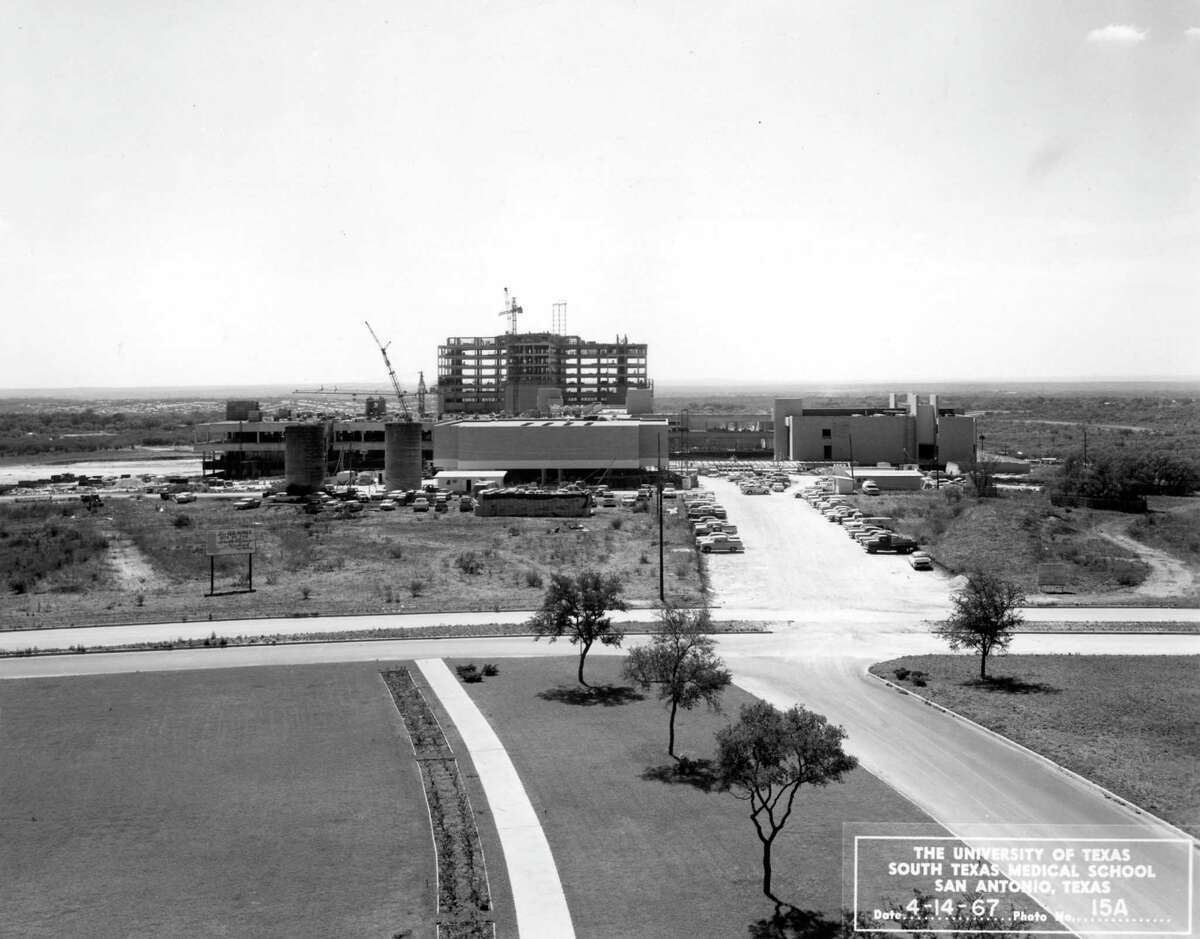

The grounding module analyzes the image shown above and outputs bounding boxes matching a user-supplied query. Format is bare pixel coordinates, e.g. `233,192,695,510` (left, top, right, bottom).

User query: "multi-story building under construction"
437,332,651,415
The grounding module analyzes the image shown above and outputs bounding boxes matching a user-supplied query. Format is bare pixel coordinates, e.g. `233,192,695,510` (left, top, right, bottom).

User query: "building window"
822,428,832,439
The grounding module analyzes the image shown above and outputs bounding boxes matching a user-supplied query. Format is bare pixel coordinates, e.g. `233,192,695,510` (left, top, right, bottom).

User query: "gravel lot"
696,477,955,622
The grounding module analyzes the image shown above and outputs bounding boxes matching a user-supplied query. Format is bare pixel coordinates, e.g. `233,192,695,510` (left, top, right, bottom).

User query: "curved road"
1,476,1197,936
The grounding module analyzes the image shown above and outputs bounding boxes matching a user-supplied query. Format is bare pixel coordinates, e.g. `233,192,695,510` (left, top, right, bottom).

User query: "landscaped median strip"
416,657,577,939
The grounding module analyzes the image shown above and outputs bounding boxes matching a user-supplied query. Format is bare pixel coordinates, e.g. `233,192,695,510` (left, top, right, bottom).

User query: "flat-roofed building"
434,417,668,484
774,393,975,468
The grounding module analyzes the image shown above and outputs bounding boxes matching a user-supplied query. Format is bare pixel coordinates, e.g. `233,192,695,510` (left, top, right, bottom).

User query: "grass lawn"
870,654,1200,837
0,663,436,938
452,655,934,938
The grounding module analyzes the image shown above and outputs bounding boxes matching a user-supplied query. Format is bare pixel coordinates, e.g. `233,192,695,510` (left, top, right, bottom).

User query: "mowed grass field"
0,663,437,938
870,655,1200,837
453,655,934,938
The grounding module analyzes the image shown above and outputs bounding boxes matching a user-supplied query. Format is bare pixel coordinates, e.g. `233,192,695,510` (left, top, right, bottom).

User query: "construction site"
192,292,670,491
191,290,977,493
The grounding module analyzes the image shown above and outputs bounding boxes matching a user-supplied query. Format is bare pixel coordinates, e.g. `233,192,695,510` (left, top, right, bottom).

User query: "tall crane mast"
417,371,428,419
498,287,522,334
364,321,412,420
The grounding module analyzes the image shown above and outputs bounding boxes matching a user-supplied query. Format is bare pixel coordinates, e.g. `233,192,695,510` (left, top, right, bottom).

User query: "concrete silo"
284,424,327,494
384,422,423,491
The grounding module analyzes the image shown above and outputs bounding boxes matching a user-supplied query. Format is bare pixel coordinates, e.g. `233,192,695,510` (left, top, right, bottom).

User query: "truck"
864,532,919,554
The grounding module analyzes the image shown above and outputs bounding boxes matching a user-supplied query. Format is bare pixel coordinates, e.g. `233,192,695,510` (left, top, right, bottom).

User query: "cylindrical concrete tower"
384,422,423,492
284,424,327,493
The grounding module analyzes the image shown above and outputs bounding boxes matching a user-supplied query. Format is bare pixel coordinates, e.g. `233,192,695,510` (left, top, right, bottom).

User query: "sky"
1,0,1198,390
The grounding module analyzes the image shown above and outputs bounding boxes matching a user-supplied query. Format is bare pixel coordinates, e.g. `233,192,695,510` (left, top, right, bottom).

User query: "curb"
866,669,1200,853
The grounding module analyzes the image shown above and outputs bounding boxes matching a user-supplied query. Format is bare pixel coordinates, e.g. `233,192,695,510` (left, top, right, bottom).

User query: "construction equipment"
365,321,412,420
498,288,523,334
417,371,428,419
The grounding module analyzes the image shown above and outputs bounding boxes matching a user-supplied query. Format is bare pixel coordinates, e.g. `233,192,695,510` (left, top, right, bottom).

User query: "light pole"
657,434,665,604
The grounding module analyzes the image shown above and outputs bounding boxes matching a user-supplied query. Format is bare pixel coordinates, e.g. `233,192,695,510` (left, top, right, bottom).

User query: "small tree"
529,570,627,686
934,571,1025,679
623,605,732,758
715,701,857,910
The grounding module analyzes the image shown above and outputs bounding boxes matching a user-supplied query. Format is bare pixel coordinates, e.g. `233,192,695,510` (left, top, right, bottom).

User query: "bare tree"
715,701,857,911
528,570,627,686
934,571,1025,679
623,605,732,758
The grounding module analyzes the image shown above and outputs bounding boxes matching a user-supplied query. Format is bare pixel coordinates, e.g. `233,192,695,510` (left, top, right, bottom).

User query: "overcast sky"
2,1,1198,390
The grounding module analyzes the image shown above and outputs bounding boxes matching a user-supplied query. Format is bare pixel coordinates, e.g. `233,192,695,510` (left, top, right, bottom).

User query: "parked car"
173,491,196,504
412,497,430,512
909,551,934,570
379,500,397,511
698,534,745,553
234,497,261,510
600,496,617,508
860,481,880,496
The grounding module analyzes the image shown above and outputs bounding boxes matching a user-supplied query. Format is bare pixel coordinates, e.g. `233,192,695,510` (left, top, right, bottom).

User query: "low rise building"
434,417,668,485
773,393,975,468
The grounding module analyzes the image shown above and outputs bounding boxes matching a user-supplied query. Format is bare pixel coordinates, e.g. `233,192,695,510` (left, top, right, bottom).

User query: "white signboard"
205,529,255,556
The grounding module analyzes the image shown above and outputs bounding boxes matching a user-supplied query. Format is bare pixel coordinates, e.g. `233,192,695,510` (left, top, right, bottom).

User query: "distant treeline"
0,407,222,457
1052,449,1200,500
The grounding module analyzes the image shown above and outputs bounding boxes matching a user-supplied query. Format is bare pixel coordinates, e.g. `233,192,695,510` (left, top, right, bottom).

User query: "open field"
1,651,937,938
869,655,1200,837
0,663,437,938
841,487,1200,601
454,655,934,937
0,497,704,629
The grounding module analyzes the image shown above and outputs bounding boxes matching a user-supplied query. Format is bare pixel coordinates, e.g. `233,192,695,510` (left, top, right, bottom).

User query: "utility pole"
657,435,665,604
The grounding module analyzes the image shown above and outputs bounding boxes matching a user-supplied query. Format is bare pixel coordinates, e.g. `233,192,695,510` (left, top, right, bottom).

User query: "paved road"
2,475,1197,936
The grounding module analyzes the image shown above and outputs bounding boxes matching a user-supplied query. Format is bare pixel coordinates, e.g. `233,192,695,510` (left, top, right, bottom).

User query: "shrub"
172,514,193,528
632,501,649,514
134,592,145,607
523,568,543,588
387,543,404,559
639,552,650,565
893,667,910,681
408,578,425,598
300,585,312,600
455,551,484,575
456,664,482,683
610,517,623,530
482,663,499,677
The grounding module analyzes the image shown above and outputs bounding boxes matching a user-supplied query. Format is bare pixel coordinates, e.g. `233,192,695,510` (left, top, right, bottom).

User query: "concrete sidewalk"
416,658,575,939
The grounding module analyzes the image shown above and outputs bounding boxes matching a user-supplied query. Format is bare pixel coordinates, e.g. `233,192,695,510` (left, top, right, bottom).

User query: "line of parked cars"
795,484,931,568
682,489,744,553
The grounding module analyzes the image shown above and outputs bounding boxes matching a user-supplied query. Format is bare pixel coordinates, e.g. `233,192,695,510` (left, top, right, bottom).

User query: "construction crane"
416,371,428,419
498,287,523,334
364,321,412,420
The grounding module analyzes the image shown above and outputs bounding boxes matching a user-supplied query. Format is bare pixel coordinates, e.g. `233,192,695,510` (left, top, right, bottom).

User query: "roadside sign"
205,529,255,556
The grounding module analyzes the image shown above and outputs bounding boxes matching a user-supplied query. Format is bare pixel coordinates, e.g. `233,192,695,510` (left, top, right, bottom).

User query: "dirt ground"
0,495,704,629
